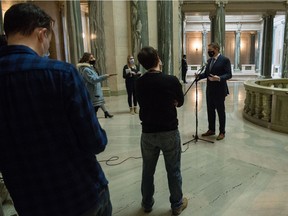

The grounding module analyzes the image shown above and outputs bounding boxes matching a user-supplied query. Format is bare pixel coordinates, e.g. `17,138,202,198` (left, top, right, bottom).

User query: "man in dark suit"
197,42,232,140
181,55,188,83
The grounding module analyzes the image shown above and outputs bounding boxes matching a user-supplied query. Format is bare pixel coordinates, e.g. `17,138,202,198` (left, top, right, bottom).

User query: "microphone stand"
183,65,214,145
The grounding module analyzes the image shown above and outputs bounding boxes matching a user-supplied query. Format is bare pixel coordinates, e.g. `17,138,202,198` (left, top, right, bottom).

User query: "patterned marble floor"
3,80,288,216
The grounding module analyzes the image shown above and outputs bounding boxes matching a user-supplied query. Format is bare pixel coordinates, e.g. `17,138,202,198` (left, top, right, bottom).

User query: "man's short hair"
137,46,159,70
208,42,220,51
4,3,53,37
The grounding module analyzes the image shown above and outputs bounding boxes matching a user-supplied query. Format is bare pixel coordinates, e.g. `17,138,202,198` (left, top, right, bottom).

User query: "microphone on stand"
199,63,207,72
184,63,207,96
195,63,207,81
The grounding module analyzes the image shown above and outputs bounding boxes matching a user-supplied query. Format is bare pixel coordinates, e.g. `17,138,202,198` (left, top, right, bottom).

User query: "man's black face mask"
208,51,215,57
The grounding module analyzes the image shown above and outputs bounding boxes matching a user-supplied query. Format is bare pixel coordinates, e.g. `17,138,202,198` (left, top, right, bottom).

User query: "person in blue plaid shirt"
0,3,112,216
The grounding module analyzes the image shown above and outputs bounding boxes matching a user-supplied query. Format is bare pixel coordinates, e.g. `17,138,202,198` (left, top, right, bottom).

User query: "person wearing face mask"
123,55,141,114
0,3,112,216
196,42,232,141
77,52,115,118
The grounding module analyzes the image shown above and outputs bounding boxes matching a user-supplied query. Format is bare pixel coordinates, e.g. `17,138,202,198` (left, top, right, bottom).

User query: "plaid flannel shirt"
0,45,108,216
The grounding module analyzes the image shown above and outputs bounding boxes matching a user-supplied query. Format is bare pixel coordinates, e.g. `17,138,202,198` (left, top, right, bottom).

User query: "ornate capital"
215,0,228,7
209,11,216,20
236,22,242,32
262,10,276,18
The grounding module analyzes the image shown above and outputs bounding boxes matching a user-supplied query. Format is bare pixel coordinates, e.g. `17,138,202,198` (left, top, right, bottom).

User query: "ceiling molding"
182,1,287,14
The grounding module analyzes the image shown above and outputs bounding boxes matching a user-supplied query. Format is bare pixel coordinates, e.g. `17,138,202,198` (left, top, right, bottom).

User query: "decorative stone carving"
243,79,288,133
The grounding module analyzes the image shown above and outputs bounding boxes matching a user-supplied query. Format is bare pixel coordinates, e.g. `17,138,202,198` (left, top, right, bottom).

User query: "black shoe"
104,111,113,118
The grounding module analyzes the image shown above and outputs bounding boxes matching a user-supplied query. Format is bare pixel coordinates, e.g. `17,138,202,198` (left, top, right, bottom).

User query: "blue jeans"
141,129,183,209
80,186,112,216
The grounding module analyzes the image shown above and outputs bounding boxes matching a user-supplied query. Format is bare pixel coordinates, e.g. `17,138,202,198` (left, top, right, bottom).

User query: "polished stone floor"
3,80,288,216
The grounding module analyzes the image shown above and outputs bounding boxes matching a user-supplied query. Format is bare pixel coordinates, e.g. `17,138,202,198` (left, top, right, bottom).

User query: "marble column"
130,0,149,66
202,26,208,65
138,1,149,48
234,25,241,72
65,1,84,66
182,14,186,55
260,20,266,76
157,1,173,75
261,12,275,78
282,9,288,78
209,12,216,43
88,1,107,86
215,0,226,54
250,33,256,64
255,30,261,73
0,1,3,34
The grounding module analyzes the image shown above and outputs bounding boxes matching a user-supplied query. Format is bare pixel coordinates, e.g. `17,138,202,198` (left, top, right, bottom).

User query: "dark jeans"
125,80,137,107
141,130,183,210
80,186,112,216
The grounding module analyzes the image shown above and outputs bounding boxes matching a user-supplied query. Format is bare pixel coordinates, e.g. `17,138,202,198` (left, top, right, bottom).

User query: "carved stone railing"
243,79,288,133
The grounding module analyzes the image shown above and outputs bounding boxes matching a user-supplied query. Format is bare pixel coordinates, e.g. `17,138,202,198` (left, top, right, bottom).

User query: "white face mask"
129,59,135,64
42,32,50,58
43,51,50,58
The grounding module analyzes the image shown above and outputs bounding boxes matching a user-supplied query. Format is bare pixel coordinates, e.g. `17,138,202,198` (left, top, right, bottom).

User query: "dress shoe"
201,130,215,136
216,133,225,140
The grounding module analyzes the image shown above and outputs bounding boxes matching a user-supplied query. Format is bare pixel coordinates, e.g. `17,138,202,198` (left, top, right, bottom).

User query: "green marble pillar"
209,12,216,43
256,31,261,73
215,1,226,54
88,1,106,75
138,1,149,48
261,12,275,79
130,0,149,66
66,1,84,66
250,33,256,64
282,10,288,78
157,0,173,75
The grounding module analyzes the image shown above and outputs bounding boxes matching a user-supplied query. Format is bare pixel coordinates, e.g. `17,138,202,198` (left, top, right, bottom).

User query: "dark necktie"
209,58,215,72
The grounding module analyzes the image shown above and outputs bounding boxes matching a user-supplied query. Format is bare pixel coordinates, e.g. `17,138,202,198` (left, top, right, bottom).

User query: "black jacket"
136,72,184,133
199,54,232,97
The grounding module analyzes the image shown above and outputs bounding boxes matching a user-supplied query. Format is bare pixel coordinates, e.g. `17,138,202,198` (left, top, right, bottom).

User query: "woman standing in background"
78,52,115,118
123,55,141,114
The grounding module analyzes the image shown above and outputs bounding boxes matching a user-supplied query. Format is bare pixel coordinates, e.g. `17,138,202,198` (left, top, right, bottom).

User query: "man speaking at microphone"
197,42,232,141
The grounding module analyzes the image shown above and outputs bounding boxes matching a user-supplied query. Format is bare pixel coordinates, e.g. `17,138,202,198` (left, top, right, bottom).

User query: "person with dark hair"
136,46,188,215
0,3,112,216
123,55,141,114
77,52,115,118
197,42,232,140
181,54,188,83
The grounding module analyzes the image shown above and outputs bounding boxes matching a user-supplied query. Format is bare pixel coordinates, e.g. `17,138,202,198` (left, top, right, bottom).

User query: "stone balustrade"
243,79,288,133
